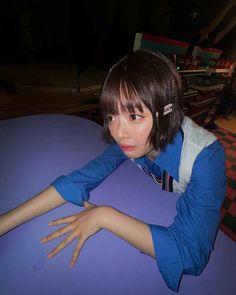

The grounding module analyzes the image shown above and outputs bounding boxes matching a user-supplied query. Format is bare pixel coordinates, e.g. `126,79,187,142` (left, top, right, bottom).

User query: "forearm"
0,186,66,236
99,206,155,258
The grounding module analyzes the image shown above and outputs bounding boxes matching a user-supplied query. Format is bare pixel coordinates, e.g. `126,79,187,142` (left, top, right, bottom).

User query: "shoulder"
180,116,218,171
194,139,225,168
191,139,226,188
177,117,223,187
181,117,217,151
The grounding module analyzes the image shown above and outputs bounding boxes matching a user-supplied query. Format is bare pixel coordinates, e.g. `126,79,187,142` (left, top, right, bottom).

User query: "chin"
124,151,145,159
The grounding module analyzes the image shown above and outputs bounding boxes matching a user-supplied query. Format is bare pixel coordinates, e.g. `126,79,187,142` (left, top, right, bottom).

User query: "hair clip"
156,103,173,117
163,103,173,115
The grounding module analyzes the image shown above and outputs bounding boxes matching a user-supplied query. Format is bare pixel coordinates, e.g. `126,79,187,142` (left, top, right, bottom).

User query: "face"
107,103,157,159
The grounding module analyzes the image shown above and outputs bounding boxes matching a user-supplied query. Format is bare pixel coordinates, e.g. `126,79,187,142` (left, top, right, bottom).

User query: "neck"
146,148,159,161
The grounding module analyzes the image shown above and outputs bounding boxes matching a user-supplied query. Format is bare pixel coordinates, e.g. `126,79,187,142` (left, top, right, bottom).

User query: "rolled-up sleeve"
51,144,127,206
149,140,226,291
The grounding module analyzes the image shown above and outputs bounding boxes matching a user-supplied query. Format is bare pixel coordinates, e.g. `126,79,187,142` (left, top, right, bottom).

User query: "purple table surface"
0,114,235,295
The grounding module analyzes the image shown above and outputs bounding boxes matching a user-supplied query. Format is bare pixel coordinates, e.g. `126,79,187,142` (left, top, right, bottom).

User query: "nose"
116,119,129,140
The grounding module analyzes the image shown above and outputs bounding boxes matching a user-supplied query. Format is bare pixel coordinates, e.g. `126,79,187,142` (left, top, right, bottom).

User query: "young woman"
0,49,226,291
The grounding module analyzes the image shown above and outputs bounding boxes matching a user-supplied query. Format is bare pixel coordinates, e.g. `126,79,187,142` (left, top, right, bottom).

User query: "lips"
120,145,135,152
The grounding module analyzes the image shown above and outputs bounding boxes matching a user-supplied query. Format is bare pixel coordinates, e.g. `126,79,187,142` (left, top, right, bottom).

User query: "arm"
101,206,155,258
0,144,127,236
149,140,226,291
0,186,65,236
51,144,127,206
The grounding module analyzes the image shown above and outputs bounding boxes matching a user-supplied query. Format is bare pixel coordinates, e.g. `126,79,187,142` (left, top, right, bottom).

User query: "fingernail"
40,238,45,243
69,263,74,269
48,222,53,226
47,254,53,259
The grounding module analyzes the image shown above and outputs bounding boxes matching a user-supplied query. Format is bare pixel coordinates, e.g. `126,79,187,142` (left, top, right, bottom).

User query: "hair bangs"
101,75,144,117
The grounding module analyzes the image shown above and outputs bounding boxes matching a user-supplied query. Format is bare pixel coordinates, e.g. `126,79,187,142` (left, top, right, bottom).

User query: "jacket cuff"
51,175,88,206
148,224,183,292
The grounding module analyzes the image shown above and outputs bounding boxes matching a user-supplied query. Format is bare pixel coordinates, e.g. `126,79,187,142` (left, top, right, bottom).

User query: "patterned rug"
77,109,236,243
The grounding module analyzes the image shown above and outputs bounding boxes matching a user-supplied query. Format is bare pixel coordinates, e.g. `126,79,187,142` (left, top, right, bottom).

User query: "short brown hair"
100,49,184,150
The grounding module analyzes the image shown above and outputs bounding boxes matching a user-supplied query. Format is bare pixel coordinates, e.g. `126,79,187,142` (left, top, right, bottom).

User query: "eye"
105,115,116,123
130,113,142,121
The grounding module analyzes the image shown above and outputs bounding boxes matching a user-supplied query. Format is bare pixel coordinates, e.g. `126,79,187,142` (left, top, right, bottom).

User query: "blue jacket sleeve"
51,144,127,206
149,140,226,291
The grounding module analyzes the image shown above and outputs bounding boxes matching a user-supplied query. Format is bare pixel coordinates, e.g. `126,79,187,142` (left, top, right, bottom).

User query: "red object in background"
179,55,201,70
209,58,232,69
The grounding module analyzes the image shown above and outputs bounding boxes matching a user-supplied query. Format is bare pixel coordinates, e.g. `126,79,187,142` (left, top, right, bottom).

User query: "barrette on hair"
156,103,173,117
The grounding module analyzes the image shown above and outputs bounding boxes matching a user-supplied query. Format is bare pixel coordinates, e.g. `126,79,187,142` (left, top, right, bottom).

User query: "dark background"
0,0,234,74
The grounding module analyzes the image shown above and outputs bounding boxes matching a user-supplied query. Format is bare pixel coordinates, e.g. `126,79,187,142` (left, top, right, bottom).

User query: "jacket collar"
153,129,183,182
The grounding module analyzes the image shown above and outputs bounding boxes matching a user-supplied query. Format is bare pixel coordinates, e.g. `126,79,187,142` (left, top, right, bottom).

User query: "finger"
47,234,75,259
40,224,72,243
69,238,85,268
48,214,79,226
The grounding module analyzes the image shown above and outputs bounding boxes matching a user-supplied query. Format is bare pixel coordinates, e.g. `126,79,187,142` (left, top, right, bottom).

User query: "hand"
40,201,102,268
